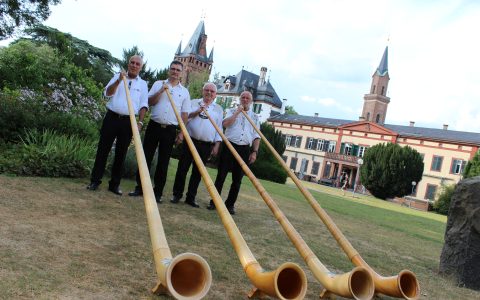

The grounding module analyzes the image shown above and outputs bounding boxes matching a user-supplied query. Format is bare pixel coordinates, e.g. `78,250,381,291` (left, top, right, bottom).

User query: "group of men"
87,56,261,215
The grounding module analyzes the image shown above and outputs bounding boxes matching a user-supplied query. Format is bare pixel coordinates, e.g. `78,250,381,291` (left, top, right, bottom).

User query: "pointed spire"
376,46,388,76
182,20,206,56
175,41,182,56
208,47,214,62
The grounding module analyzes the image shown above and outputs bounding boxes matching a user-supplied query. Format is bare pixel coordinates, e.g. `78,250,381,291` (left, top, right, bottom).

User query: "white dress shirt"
105,73,148,115
187,99,223,143
149,80,191,125
224,108,261,145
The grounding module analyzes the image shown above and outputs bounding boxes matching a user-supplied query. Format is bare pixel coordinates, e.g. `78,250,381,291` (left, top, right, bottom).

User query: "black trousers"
214,142,250,208
90,110,132,188
134,120,177,196
172,139,213,202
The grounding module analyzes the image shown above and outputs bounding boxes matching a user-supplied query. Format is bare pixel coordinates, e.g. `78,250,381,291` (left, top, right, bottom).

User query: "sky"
5,0,480,132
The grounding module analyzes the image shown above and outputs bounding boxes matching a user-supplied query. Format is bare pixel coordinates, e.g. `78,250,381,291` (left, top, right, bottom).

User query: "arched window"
366,112,370,121
376,114,381,123
381,86,385,95
371,85,376,93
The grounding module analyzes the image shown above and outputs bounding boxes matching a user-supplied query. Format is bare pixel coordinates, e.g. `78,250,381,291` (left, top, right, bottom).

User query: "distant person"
128,60,190,203
206,91,260,215
341,173,349,196
170,83,223,208
87,55,148,195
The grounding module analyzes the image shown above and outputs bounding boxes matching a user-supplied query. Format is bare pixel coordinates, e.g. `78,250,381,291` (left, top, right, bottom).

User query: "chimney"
314,113,319,117
281,98,287,114
409,121,415,127
443,124,448,130
359,116,365,121
258,67,267,87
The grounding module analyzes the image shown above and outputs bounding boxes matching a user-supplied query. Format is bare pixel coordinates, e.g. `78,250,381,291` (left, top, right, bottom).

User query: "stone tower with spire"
173,20,214,85
361,46,390,124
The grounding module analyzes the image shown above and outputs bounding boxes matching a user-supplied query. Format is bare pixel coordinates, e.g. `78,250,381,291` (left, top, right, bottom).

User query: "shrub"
251,154,287,184
0,129,97,177
433,184,456,215
0,89,100,143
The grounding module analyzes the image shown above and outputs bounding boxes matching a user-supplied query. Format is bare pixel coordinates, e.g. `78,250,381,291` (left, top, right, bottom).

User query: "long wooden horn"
164,89,307,299
121,77,212,299
203,110,374,300
241,111,420,299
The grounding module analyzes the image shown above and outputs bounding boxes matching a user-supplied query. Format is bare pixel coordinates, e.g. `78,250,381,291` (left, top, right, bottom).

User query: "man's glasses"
170,67,182,72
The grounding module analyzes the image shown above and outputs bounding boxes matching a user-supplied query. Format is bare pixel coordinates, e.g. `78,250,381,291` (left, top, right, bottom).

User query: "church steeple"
361,46,390,125
173,20,213,85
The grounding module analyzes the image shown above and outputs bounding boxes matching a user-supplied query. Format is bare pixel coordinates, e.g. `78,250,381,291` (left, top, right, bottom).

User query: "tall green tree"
284,105,298,115
250,122,288,183
120,46,167,86
22,25,120,84
187,70,210,99
463,150,480,178
0,0,61,39
360,143,424,199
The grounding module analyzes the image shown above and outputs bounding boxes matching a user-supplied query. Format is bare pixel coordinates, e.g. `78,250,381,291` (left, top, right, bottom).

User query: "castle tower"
173,20,214,85
361,46,390,124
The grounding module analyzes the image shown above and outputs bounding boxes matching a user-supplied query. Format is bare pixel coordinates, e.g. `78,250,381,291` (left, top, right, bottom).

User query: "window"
381,86,385,95
376,114,381,123
343,143,352,155
327,141,336,153
323,162,331,177
431,156,443,172
425,184,437,200
301,159,309,173
253,103,262,114
366,112,370,121
451,159,466,174
290,157,298,170
306,138,318,150
225,96,233,108
311,162,320,175
295,136,302,148
285,135,292,146
371,85,376,93
317,139,325,151
358,146,368,157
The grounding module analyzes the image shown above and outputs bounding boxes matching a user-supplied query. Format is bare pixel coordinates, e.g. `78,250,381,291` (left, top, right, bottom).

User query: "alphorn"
241,111,420,300
204,109,374,300
164,88,307,300
122,77,212,300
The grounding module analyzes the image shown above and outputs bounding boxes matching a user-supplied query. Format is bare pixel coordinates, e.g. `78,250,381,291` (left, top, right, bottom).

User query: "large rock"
439,176,480,290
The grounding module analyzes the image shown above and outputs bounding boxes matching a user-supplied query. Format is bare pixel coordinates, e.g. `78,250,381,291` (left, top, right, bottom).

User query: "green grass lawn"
1,159,478,299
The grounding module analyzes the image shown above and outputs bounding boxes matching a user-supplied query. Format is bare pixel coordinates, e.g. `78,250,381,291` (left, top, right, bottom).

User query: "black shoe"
87,182,100,191
128,189,143,197
227,206,235,215
108,186,123,196
206,203,216,210
155,194,162,204
185,200,200,208
170,195,181,203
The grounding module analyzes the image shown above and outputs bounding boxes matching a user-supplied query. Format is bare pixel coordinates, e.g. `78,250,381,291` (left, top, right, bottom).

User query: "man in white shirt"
128,60,190,203
207,91,261,214
87,55,148,195
171,83,223,208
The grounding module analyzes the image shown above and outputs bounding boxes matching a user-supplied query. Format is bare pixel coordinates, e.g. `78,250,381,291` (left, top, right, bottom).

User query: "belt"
152,120,177,129
107,109,129,119
192,138,214,146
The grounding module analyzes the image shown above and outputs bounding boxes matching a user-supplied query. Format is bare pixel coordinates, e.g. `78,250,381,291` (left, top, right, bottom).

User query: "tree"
463,150,480,178
22,25,120,85
284,105,298,115
0,0,61,40
121,45,167,86
187,70,210,99
250,122,288,183
360,143,424,199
